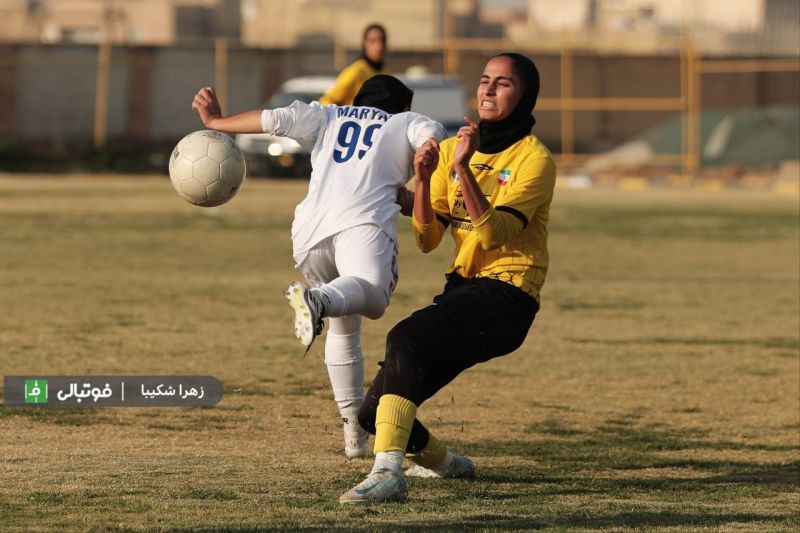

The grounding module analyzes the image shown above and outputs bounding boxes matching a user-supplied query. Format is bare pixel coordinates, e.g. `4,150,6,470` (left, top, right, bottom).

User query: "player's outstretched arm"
192,87,263,133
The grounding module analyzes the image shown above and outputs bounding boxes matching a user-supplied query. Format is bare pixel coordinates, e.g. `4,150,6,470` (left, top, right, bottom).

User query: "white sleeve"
260,100,327,142
405,113,447,149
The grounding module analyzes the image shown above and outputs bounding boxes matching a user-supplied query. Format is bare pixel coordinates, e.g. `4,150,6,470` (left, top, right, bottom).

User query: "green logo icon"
24,379,48,404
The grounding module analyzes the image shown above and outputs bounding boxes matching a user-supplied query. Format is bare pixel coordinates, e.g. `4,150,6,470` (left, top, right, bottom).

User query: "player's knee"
384,321,424,369
358,279,389,320
362,302,387,320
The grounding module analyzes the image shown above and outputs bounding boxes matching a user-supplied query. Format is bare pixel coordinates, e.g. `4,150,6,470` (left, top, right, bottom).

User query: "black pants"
357,274,539,453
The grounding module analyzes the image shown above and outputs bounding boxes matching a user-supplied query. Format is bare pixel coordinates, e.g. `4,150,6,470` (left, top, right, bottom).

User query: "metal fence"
0,38,798,173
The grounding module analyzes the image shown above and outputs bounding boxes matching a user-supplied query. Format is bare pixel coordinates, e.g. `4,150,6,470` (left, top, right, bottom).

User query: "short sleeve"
261,100,328,143
405,113,447,149
494,157,556,226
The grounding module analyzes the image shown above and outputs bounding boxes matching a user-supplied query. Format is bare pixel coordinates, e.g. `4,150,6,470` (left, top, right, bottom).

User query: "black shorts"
358,273,539,450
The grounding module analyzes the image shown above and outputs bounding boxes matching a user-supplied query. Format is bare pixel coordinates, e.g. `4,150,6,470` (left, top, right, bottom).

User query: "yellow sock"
373,394,417,453
406,432,448,468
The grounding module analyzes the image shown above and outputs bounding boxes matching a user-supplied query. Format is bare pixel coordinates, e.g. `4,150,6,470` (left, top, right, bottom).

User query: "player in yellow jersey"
320,24,386,106
339,53,556,504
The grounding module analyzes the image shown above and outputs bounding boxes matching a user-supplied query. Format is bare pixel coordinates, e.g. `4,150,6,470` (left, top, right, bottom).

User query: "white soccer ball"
168,130,246,207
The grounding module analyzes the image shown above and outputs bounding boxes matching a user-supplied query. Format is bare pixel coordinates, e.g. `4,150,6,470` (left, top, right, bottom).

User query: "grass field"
0,175,798,531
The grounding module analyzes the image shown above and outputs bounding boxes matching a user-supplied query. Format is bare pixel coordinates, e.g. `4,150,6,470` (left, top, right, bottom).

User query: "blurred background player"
340,53,556,504
191,76,446,460
319,24,387,106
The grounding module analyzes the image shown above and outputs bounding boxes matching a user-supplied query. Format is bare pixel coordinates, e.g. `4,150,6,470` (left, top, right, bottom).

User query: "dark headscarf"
360,23,386,71
353,75,413,115
478,52,540,154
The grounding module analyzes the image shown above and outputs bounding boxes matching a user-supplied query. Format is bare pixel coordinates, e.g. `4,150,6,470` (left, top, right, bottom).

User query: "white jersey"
260,101,446,254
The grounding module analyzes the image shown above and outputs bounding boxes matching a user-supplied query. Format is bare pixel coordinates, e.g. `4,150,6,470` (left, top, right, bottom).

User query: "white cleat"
405,453,476,479
284,281,324,349
344,426,371,459
339,469,408,505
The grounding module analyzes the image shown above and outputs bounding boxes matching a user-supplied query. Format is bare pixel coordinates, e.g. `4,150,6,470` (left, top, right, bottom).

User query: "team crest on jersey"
497,169,512,186
450,170,459,183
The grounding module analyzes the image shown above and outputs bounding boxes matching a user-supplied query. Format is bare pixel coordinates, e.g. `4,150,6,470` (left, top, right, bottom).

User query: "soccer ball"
169,130,246,207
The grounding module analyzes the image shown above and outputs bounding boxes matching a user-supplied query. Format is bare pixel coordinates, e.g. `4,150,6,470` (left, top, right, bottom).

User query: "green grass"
0,175,798,531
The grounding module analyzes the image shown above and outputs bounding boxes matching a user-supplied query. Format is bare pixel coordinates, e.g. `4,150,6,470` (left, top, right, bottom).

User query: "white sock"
315,276,387,319
372,451,404,474
314,278,363,317
324,317,364,431
340,405,362,438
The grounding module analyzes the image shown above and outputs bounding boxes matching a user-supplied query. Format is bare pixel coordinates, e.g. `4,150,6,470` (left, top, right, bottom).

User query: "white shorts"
293,224,399,301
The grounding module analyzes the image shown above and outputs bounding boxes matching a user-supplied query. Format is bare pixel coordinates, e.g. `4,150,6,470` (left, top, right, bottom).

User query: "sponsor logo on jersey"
450,170,459,183
472,163,494,171
497,169,512,186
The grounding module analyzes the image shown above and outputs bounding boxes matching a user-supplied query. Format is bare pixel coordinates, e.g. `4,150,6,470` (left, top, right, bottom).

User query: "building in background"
0,0,171,44
0,0,795,165
0,0,240,45
514,0,799,54
0,0,441,47
239,0,440,48
0,0,797,54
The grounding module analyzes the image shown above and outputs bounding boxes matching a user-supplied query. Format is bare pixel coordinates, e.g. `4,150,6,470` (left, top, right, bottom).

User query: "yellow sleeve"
412,157,451,253
320,61,369,106
472,157,556,250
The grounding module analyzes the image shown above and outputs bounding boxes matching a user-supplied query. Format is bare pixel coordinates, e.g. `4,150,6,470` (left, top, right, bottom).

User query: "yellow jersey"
413,135,556,300
319,58,381,106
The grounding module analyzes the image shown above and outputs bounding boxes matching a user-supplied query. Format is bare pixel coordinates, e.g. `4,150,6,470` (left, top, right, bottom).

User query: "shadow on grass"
157,509,793,531
457,421,797,469
566,335,800,350
0,407,114,426
445,421,798,527
549,511,793,530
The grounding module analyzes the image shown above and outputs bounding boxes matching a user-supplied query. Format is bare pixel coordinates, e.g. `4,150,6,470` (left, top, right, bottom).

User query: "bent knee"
362,304,387,320
358,280,389,320
384,321,427,367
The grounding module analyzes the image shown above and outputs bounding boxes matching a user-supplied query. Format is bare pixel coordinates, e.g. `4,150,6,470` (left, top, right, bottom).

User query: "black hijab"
478,53,540,154
353,75,413,115
360,24,386,71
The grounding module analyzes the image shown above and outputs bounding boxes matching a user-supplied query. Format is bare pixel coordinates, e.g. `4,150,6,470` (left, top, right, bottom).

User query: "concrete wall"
0,43,797,154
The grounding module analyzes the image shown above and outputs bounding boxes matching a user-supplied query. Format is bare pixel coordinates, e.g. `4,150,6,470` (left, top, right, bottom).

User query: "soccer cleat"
405,453,476,479
344,426,370,459
284,281,325,349
338,468,408,504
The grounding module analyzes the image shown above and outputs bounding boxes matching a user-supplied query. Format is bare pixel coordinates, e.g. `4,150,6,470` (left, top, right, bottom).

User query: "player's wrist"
203,116,219,130
415,177,430,186
453,161,470,174
454,164,475,184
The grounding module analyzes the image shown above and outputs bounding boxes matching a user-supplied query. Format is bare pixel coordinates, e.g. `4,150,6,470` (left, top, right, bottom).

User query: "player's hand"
453,116,479,170
192,87,223,128
414,138,440,184
396,187,415,217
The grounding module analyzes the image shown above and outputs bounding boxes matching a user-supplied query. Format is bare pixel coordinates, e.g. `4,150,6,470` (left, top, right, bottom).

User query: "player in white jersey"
192,75,446,459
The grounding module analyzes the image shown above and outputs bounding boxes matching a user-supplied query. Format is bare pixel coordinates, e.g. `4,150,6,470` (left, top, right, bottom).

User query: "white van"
236,73,466,177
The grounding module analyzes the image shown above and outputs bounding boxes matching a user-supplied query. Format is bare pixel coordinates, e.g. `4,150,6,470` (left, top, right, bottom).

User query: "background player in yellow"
340,52,556,504
320,24,387,106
